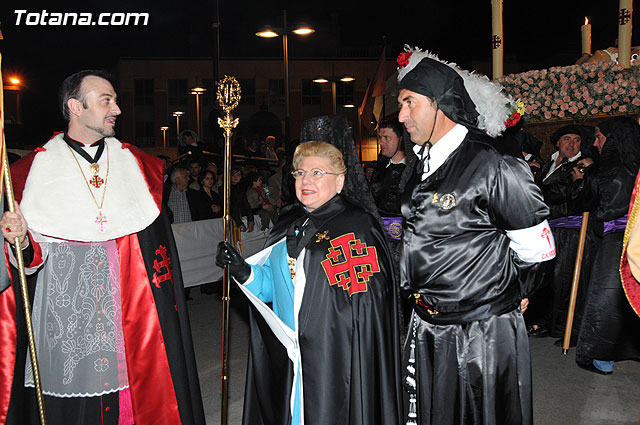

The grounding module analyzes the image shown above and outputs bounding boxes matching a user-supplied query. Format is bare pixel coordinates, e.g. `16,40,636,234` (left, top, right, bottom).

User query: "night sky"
1,0,639,143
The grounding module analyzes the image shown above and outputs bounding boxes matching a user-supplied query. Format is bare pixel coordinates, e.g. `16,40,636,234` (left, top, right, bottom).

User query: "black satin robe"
241,195,402,425
570,143,640,366
370,159,407,216
401,128,549,425
535,157,595,338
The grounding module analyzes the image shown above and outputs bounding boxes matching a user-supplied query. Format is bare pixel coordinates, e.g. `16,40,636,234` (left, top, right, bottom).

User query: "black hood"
398,57,479,129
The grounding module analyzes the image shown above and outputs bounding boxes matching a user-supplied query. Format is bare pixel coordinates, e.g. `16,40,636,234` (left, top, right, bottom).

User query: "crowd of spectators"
161,131,285,233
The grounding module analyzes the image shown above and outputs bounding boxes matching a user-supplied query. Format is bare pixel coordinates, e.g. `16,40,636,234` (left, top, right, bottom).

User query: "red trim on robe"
120,142,164,211
621,170,640,318
26,232,43,269
117,234,181,425
10,150,39,205
0,248,17,425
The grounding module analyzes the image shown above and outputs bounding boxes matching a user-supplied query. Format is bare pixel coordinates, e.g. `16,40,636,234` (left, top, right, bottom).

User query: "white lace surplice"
25,239,129,397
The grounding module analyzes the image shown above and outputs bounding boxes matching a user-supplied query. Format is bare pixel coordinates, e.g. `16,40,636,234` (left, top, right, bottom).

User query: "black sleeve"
489,155,550,230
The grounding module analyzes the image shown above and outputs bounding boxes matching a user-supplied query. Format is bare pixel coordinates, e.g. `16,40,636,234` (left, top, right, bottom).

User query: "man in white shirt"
542,125,584,182
396,47,555,425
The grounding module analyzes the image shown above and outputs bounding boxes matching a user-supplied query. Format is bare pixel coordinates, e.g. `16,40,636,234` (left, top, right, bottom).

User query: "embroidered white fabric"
24,239,129,397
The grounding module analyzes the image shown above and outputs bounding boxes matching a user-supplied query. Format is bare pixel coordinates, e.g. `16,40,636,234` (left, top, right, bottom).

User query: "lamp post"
313,73,355,115
189,87,206,140
256,10,314,139
160,126,169,153
172,110,184,142
5,76,23,124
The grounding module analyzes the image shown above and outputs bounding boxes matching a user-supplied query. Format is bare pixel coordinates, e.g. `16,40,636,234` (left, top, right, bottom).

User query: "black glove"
216,241,251,283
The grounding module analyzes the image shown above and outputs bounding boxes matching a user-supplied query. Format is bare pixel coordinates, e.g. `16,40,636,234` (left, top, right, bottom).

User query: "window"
168,79,188,106
302,79,321,105
336,81,355,106
202,78,215,106
268,79,285,106
135,120,155,146
134,79,154,106
238,78,256,106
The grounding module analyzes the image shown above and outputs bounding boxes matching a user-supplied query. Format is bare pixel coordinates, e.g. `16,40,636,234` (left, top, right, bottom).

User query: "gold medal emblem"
440,193,456,210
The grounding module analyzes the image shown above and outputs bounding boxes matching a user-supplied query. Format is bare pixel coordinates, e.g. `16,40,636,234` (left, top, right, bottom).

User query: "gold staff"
0,54,47,424
562,211,590,354
217,75,240,425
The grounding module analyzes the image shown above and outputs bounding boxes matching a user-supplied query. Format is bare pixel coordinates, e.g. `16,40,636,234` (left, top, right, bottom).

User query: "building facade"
116,57,397,161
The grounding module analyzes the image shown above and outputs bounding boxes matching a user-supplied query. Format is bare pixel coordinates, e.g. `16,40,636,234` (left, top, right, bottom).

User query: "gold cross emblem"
315,230,330,242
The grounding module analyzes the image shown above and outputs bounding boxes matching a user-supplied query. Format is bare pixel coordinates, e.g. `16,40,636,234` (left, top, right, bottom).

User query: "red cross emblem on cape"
320,232,380,295
152,245,174,288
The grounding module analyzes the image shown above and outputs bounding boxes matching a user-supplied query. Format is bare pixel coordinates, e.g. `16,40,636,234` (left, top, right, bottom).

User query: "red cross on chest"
89,175,104,188
321,233,380,296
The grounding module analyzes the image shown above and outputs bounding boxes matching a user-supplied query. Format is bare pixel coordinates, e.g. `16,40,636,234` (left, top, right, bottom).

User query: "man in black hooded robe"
396,48,556,425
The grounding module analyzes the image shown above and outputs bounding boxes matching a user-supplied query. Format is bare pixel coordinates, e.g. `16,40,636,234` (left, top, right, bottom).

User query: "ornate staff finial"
217,75,241,132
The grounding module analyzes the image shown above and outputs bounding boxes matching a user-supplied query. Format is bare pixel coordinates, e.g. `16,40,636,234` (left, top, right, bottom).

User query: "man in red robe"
0,70,205,425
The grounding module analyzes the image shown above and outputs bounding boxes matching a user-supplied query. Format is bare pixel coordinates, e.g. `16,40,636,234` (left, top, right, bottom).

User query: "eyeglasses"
291,168,341,180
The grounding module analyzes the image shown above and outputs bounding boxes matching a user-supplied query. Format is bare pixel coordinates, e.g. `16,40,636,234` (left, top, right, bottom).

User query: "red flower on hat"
505,111,521,127
397,52,413,68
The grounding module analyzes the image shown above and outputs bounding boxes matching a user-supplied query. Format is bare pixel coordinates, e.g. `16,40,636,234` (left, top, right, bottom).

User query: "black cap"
398,57,479,128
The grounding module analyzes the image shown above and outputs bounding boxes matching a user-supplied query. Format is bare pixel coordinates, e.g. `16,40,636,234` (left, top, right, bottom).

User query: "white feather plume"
398,45,515,138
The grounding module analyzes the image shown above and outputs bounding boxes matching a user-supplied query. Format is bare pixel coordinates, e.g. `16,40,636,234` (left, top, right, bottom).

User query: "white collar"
20,134,160,242
543,150,582,182
413,124,468,180
386,155,407,167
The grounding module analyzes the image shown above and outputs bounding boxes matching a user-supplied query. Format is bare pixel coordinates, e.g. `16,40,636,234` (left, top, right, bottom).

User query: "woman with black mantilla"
216,140,401,425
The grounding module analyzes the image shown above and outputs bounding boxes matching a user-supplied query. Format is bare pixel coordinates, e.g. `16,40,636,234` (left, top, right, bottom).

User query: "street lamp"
256,10,314,139
189,87,206,140
313,74,355,114
172,111,184,141
4,76,23,124
160,126,169,153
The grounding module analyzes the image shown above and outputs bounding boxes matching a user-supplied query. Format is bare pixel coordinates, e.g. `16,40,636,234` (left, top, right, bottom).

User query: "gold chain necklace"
66,142,110,232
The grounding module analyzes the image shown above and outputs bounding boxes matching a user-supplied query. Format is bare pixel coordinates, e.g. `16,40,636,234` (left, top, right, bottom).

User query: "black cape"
569,130,640,366
241,195,402,425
